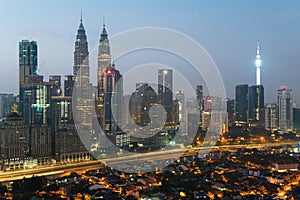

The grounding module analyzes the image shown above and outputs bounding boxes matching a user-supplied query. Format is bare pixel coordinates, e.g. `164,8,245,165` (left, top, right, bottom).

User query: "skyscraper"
97,23,111,127
19,40,38,87
98,22,111,84
73,15,89,77
19,40,38,116
265,103,278,132
235,84,248,124
72,14,93,149
158,69,173,128
130,83,157,127
255,42,262,85
196,85,204,111
277,86,293,133
227,99,235,127
248,85,264,126
103,64,123,144
22,75,51,125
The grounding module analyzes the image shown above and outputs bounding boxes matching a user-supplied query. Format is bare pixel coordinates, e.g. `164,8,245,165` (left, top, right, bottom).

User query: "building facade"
19,40,38,117
235,84,248,125
0,94,14,120
248,85,264,127
265,103,278,132
130,83,157,127
102,64,123,144
72,16,93,150
0,112,28,171
277,86,293,133
158,69,176,129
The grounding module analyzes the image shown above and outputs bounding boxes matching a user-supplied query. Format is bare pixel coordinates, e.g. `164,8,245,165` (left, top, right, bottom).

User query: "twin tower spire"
73,12,110,78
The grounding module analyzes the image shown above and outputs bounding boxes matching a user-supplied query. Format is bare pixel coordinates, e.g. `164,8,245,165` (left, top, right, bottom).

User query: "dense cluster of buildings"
0,15,298,173
0,16,182,171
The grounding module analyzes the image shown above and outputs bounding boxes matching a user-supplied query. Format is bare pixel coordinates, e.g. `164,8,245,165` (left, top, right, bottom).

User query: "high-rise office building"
196,85,204,111
248,85,264,126
158,69,173,128
202,96,227,134
158,69,173,101
103,64,123,137
22,75,51,125
19,40,38,87
51,96,72,132
51,96,89,163
130,83,157,127
265,103,278,132
96,63,124,146
235,84,248,124
19,40,38,116
277,86,293,133
227,99,235,127
293,108,300,133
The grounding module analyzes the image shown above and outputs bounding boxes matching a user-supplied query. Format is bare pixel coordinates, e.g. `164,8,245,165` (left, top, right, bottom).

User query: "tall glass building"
19,40,38,87
19,40,38,116
248,85,264,126
235,84,249,124
277,86,293,133
158,69,173,126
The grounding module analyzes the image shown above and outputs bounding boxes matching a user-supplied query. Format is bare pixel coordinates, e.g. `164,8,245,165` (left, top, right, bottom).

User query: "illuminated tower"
255,42,262,85
19,40,38,116
73,14,89,77
103,64,123,144
72,13,93,149
97,21,111,126
98,22,111,82
19,40,38,87
158,69,173,128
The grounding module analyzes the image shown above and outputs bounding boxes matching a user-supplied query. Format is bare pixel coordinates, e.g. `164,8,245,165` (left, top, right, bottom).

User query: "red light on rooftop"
107,70,112,74
206,98,212,103
280,85,287,89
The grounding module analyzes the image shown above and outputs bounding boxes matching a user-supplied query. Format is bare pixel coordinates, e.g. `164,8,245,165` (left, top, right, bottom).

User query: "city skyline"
1,2,300,198
0,1,300,104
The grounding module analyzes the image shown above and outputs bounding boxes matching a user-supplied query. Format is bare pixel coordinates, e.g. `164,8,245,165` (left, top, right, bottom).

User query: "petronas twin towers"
73,15,122,147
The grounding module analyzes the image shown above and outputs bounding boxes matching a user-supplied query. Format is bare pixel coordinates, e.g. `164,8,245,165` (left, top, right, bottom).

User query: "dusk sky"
0,0,300,104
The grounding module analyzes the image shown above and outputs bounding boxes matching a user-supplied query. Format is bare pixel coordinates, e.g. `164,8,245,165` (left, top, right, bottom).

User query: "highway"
0,141,297,182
